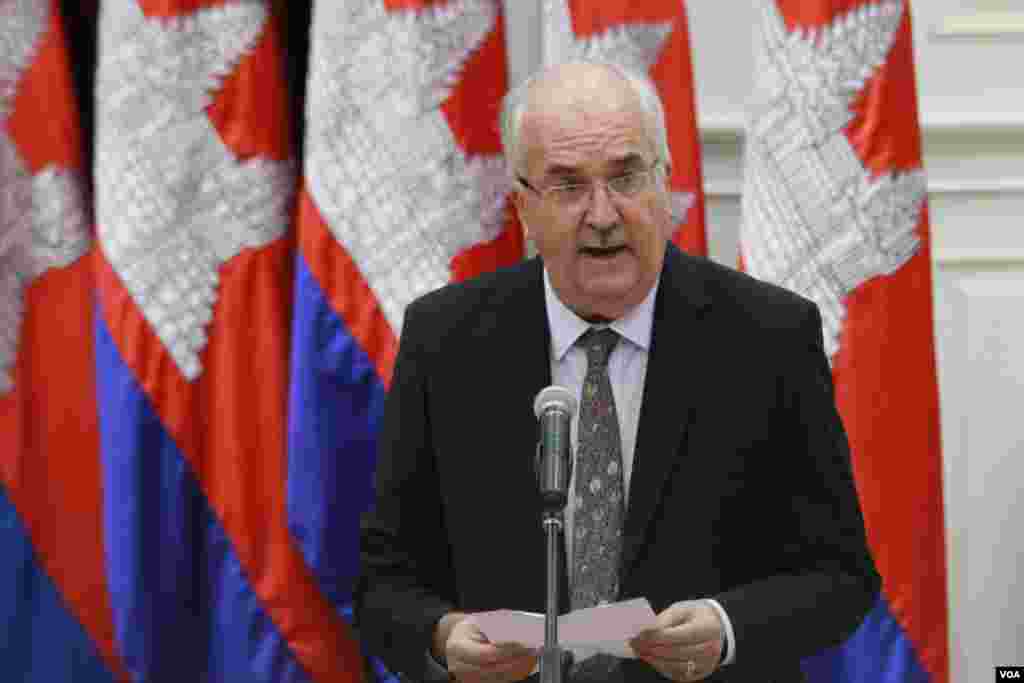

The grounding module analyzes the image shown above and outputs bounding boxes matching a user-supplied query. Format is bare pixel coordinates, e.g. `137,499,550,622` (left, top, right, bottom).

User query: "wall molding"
699,114,1024,147
927,178,1024,196
698,115,1024,199
931,12,1024,40
934,248,1024,267
701,177,1024,200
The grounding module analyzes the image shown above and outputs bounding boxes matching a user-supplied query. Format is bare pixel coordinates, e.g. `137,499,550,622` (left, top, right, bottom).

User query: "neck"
578,313,615,324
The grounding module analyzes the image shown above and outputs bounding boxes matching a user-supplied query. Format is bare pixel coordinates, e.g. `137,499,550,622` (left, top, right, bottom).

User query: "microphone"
533,386,577,512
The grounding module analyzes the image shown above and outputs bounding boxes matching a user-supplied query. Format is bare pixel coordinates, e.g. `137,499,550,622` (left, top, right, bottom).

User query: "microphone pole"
533,386,576,683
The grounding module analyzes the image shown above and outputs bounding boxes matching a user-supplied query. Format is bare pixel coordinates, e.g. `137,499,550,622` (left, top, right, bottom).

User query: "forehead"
519,67,653,174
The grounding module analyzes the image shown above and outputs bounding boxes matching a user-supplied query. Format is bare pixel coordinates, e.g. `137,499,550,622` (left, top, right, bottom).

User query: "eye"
549,182,589,202
610,171,645,194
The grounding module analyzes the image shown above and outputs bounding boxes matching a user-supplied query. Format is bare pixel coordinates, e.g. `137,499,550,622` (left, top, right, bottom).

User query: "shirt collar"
543,268,659,362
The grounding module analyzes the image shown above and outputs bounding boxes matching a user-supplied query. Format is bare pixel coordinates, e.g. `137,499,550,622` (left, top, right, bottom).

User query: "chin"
576,284,637,317
579,268,640,297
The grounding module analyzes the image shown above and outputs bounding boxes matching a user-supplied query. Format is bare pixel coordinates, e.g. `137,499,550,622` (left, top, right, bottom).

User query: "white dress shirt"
543,270,737,666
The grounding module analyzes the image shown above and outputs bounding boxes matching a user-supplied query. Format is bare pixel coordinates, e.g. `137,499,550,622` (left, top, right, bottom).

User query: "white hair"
500,60,671,178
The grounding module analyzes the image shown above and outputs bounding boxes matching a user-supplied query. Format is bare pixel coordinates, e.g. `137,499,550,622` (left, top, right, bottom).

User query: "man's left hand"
630,600,725,682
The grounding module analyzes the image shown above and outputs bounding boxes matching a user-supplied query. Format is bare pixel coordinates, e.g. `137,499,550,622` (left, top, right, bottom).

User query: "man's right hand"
434,613,539,683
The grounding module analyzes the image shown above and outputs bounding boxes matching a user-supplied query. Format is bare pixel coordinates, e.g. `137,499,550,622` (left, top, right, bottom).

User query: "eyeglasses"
517,161,661,209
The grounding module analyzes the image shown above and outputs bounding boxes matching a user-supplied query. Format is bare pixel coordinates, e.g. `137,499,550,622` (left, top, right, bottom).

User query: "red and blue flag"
0,1,127,679
287,0,524,677
94,1,361,680
741,2,948,682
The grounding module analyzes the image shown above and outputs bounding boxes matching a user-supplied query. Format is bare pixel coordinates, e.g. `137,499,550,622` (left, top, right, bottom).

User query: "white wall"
503,2,1024,681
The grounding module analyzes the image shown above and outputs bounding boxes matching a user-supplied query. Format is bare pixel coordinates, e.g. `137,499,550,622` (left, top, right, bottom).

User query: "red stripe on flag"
841,7,949,682
0,259,129,683
437,2,526,279
755,3,949,681
136,0,227,16
0,3,127,678
440,0,506,155
844,8,925,176
96,243,364,683
206,2,293,161
7,9,83,173
774,0,868,28
449,205,526,284
649,4,706,256
297,187,398,389
835,212,947,682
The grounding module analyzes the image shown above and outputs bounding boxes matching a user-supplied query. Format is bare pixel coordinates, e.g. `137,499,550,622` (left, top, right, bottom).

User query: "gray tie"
571,328,625,681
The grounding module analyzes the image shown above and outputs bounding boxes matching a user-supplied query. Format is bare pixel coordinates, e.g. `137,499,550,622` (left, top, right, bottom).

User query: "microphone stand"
534,388,576,683
540,505,565,683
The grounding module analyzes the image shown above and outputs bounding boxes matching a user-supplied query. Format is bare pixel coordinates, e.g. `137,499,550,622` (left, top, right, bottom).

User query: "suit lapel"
489,257,552,456
621,246,711,580
480,258,566,611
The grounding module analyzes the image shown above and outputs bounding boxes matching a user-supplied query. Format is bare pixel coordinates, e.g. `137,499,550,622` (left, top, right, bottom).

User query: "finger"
634,612,720,648
450,654,538,683
490,641,540,658
633,601,702,642
654,601,700,630
643,656,708,682
448,637,507,666
633,639,721,663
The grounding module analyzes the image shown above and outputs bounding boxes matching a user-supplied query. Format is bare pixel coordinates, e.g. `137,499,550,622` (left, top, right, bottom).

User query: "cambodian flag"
541,0,708,255
0,1,126,679
94,1,360,680
287,0,524,677
741,2,948,682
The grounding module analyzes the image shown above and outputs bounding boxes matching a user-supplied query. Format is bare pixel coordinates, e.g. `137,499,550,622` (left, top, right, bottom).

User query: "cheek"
622,204,668,252
532,219,578,257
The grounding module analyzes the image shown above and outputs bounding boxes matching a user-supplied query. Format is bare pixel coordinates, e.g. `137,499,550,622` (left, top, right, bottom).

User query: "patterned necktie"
571,328,625,681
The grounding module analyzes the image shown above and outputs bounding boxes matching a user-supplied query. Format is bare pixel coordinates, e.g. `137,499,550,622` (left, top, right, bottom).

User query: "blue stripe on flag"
95,315,312,682
286,253,386,608
0,483,116,682
287,253,397,683
803,596,933,683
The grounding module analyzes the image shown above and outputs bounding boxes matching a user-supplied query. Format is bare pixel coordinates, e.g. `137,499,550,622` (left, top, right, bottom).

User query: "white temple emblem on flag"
306,0,508,336
741,0,927,359
0,1,90,395
95,1,293,381
541,0,695,227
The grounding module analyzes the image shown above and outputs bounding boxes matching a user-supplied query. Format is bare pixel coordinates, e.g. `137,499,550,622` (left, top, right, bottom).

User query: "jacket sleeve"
713,300,881,670
355,298,458,681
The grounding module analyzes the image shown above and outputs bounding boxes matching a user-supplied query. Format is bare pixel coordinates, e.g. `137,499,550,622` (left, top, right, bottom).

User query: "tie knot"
578,328,619,369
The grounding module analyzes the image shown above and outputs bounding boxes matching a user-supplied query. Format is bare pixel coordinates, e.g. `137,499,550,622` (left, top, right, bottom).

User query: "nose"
583,181,620,232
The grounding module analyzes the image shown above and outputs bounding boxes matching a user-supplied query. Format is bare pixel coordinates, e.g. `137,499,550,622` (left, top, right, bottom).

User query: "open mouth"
580,245,627,259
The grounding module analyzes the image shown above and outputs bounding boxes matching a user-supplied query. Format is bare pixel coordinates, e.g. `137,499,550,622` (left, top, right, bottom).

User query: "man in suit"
356,61,879,683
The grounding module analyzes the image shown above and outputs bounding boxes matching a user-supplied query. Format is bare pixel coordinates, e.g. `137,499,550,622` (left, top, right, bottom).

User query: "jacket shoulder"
685,253,819,333
401,258,539,345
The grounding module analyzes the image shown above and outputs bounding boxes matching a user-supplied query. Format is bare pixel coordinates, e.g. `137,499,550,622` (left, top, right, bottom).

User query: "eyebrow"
542,153,648,180
543,164,584,180
610,153,648,170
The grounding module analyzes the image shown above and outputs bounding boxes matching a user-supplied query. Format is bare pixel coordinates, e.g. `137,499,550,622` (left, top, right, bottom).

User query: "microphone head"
533,385,577,420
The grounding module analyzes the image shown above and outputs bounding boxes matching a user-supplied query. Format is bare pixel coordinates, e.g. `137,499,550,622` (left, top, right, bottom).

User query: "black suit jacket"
356,245,880,683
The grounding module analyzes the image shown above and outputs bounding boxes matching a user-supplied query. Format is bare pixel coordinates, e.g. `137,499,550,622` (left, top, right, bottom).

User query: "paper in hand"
470,598,657,658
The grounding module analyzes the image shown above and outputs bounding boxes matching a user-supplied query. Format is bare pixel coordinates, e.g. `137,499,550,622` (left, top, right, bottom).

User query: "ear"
657,162,672,193
510,190,531,241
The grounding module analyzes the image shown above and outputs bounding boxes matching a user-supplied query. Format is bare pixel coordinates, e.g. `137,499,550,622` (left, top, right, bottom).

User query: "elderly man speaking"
356,60,879,683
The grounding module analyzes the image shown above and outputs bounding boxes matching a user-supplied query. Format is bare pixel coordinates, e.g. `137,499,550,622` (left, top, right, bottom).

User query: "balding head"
501,60,670,177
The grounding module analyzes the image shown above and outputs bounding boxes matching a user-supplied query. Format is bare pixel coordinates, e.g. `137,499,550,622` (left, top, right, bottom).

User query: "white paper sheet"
470,598,657,659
